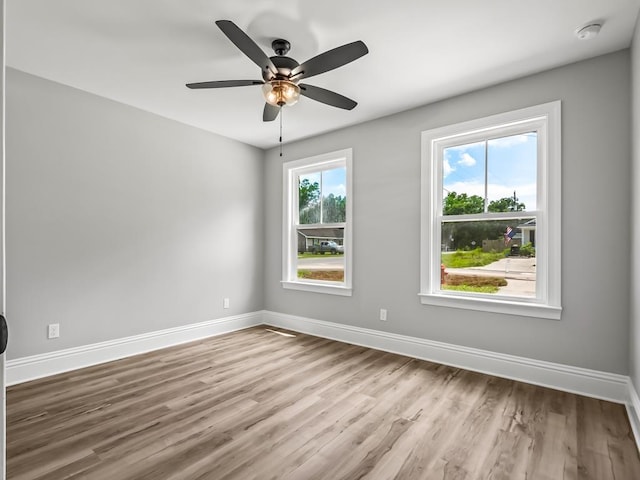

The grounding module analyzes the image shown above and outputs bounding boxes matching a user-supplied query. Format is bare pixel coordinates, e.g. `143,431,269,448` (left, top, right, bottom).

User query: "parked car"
309,241,344,254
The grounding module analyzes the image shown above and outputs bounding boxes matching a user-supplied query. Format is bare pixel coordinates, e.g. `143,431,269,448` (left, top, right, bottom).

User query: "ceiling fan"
186,20,369,122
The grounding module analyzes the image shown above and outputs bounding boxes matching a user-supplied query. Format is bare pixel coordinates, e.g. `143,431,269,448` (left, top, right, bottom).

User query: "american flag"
504,226,516,245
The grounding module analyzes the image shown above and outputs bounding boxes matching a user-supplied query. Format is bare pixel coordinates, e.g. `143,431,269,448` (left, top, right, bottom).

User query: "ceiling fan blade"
216,20,277,77
186,80,263,89
299,84,357,110
291,41,368,80
263,103,281,122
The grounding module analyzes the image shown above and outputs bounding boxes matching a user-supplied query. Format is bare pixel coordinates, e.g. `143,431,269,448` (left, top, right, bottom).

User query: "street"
298,255,344,270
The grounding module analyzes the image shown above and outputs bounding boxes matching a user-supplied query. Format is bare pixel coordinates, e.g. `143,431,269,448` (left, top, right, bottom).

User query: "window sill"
282,281,352,297
418,293,561,320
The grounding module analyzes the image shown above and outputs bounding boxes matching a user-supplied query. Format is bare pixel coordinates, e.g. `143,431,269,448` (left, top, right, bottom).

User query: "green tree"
444,191,526,215
322,193,346,223
299,178,320,224
442,191,527,250
299,178,319,209
443,192,484,215
488,195,525,212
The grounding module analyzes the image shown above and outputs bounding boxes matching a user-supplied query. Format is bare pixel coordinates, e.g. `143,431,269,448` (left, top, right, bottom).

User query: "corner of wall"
628,379,640,454
629,9,640,402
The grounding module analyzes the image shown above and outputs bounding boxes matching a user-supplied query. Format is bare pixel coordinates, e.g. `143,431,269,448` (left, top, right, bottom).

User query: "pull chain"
279,106,284,157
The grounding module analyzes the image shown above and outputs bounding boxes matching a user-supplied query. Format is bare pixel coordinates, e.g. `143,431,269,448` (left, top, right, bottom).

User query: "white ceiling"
6,0,640,149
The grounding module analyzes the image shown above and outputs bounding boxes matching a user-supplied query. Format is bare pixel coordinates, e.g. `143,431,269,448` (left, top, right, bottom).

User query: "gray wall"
264,50,632,374
6,68,264,359
631,18,640,391
5,49,636,377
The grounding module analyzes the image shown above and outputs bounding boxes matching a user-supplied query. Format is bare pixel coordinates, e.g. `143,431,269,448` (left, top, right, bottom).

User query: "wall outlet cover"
47,323,60,339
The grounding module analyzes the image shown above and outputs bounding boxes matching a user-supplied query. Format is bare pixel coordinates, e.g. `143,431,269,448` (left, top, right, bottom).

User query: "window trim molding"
419,101,562,319
282,148,353,296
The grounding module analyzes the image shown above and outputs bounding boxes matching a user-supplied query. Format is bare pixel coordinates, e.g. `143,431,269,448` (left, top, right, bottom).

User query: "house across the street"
298,228,344,253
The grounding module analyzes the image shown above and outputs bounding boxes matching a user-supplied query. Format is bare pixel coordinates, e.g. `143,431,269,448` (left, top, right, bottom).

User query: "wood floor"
7,327,640,480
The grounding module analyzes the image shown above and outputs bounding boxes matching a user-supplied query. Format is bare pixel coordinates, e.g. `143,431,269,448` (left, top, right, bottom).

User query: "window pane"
487,132,537,211
298,172,321,224
321,167,347,223
297,227,345,282
440,218,536,298
443,141,486,215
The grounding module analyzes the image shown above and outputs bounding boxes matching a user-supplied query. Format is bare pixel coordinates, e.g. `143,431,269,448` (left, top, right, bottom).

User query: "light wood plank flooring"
7,326,640,479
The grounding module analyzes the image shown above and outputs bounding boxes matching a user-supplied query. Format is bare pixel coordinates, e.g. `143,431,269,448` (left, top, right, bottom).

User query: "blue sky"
443,132,537,211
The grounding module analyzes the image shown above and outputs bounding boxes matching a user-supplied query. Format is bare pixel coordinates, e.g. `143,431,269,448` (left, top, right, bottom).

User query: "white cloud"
445,141,484,154
458,153,476,167
489,134,533,148
443,158,454,177
444,181,484,197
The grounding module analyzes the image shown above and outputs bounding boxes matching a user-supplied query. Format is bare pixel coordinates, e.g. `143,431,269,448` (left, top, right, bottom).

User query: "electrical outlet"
379,309,387,321
223,298,230,309
48,323,60,339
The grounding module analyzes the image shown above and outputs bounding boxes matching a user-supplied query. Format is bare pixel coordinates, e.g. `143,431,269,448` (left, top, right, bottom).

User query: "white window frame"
419,102,562,319
282,148,353,296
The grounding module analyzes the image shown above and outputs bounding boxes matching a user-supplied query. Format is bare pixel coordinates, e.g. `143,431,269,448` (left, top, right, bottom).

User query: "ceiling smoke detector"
575,23,602,40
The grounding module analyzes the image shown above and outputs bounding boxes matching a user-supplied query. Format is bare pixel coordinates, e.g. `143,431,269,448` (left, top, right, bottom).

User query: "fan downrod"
271,39,291,56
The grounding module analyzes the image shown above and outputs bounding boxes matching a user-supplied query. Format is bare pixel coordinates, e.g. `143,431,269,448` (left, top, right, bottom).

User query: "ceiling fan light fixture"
262,80,300,107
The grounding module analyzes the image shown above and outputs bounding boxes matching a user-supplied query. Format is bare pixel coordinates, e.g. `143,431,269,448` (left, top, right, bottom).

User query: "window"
420,102,561,319
282,148,352,296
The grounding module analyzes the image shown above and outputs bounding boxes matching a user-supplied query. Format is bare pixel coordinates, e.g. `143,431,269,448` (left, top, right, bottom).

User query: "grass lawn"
441,248,506,268
443,273,507,294
297,269,344,281
298,253,343,259
442,285,501,294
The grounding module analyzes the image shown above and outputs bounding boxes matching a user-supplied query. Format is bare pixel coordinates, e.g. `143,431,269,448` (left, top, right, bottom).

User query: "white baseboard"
627,380,640,453
6,312,263,386
7,309,638,452
6,308,634,406
263,310,630,404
